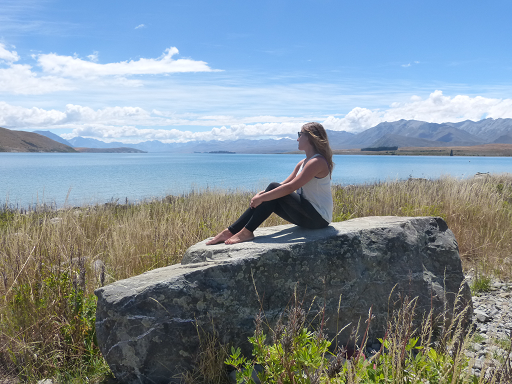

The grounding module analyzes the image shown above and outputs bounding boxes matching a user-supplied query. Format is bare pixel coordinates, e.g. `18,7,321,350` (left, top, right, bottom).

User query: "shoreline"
2,173,507,213
331,143,512,157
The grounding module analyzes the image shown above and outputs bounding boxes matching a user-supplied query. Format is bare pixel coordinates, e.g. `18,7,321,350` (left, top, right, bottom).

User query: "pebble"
465,276,512,377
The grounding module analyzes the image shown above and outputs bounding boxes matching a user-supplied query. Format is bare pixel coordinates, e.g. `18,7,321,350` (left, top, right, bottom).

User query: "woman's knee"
265,182,281,192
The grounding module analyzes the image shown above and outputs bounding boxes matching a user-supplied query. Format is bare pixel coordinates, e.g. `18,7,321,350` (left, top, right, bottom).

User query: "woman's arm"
250,157,328,208
251,160,304,204
250,160,303,199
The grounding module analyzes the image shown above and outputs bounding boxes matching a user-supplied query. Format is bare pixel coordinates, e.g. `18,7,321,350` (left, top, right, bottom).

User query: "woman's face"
297,129,311,151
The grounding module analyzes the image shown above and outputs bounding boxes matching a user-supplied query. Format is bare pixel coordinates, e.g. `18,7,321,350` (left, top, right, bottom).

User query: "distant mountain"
344,120,485,149
74,147,147,153
63,130,356,153
42,118,512,153
33,130,74,147
493,134,512,144
448,118,512,142
0,127,76,152
368,134,454,148
131,140,181,152
68,137,126,148
325,130,356,148
67,136,300,153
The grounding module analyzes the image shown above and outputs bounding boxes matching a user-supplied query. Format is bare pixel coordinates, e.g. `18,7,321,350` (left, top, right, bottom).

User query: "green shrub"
2,271,106,381
470,273,492,294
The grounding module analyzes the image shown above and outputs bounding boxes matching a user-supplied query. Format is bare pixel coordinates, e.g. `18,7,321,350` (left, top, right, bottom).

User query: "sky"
1,0,512,143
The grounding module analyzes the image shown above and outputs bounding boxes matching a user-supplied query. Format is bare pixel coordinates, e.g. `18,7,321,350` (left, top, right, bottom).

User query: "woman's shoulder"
311,153,326,160
307,154,328,167
306,154,330,177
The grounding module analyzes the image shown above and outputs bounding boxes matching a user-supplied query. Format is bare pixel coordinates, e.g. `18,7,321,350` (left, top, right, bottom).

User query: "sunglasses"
297,131,304,138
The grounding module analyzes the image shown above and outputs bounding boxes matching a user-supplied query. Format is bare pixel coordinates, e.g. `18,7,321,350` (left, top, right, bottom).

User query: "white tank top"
297,154,333,223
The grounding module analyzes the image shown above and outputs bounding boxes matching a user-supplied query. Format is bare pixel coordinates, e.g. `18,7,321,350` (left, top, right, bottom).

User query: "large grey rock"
95,216,471,383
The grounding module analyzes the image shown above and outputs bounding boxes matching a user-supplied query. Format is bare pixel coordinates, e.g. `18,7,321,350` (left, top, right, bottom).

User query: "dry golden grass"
333,174,512,276
0,174,511,380
0,190,284,293
0,189,288,380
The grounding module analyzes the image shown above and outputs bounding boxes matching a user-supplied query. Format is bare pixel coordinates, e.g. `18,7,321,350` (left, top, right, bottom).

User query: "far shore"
329,143,512,157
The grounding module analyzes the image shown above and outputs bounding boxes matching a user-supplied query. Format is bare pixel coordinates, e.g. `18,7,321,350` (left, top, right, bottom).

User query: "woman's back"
297,155,333,222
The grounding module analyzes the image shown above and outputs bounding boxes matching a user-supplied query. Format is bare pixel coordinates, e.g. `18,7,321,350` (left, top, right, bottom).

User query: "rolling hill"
0,127,76,152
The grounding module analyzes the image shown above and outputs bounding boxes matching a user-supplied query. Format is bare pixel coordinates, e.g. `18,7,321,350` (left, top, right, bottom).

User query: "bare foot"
224,228,254,245
206,228,234,245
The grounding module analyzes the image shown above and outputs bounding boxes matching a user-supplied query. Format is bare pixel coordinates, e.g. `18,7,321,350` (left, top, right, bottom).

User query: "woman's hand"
250,191,265,208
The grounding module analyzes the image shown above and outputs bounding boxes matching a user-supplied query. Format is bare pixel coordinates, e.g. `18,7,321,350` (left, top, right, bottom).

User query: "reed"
0,174,511,381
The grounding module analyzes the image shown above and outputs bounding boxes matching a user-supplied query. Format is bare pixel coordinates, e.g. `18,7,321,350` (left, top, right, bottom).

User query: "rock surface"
95,216,471,384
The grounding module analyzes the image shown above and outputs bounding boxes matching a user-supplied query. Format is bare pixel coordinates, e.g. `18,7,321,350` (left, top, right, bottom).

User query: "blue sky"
1,0,512,143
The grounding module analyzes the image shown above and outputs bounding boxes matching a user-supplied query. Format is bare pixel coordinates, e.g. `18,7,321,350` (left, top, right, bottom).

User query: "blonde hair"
302,122,334,175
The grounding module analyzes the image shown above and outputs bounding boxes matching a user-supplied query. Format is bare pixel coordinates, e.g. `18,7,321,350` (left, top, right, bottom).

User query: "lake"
1,152,511,209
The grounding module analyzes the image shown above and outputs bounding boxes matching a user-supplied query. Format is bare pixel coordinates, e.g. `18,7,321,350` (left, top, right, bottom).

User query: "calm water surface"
1,153,511,209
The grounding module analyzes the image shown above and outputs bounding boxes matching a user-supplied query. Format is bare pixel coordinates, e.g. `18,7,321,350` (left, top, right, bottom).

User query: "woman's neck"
304,147,317,159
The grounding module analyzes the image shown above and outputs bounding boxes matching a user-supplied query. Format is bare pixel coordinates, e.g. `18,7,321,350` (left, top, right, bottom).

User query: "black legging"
228,182,329,234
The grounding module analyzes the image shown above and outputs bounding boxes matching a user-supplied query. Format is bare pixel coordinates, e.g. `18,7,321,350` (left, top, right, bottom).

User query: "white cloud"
62,104,154,124
0,43,20,62
36,47,219,78
324,107,382,132
323,90,512,132
0,102,66,126
0,64,72,94
135,24,145,29
0,101,309,132
401,61,419,68
60,121,304,143
3,91,512,142
87,51,99,62
0,43,219,95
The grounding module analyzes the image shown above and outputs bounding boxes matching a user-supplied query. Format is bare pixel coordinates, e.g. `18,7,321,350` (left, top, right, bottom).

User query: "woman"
207,122,334,245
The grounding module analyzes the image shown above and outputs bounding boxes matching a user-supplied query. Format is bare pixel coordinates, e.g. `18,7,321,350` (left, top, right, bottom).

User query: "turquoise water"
1,152,511,209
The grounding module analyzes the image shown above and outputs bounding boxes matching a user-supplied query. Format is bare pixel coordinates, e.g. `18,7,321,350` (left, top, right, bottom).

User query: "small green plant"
494,336,512,351
471,273,492,294
473,333,485,343
226,307,332,384
0,208,15,230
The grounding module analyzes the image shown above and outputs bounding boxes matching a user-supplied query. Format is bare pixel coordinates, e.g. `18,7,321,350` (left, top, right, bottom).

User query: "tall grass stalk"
0,174,511,381
333,174,512,276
